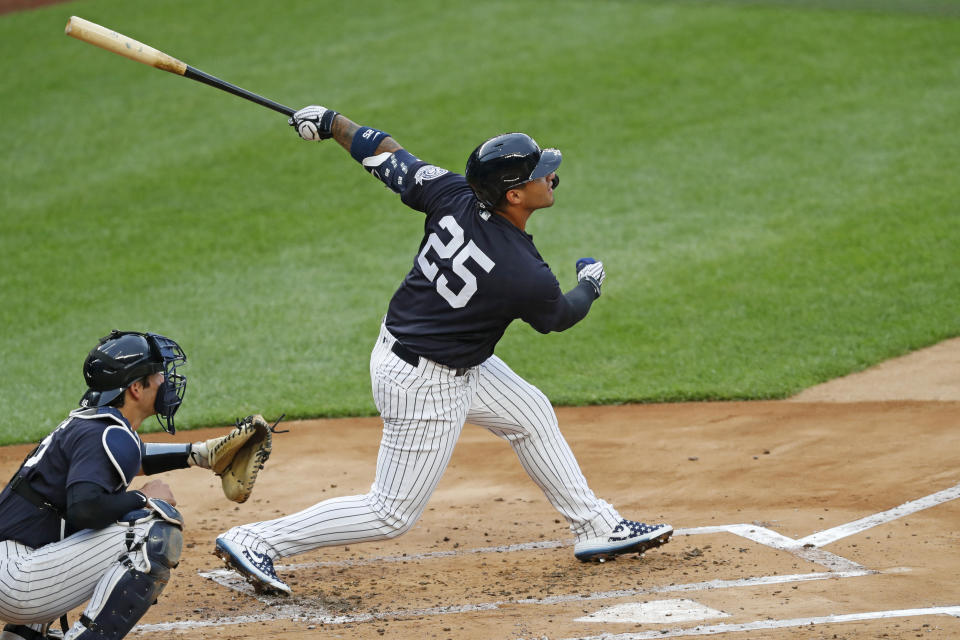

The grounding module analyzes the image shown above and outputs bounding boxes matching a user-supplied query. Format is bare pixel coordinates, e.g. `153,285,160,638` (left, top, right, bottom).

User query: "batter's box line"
178,523,871,633
149,482,956,633
254,522,867,575
140,568,872,633
259,479,960,574
521,606,960,640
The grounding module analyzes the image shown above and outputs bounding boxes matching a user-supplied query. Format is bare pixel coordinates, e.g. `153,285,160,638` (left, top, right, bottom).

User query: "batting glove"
289,105,339,141
576,257,605,298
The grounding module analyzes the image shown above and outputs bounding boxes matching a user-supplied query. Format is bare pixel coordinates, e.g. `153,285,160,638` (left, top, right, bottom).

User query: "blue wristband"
350,127,391,163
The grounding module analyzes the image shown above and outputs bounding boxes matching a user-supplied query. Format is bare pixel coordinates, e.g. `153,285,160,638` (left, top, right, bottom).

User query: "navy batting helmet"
80,330,187,433
465,133,561,210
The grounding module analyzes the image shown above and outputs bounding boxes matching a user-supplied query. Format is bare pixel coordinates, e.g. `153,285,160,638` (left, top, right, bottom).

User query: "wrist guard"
350,127,391,162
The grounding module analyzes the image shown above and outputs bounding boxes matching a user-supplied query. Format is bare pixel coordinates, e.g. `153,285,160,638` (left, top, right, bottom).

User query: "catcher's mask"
80,330,187,434
465,132,561,210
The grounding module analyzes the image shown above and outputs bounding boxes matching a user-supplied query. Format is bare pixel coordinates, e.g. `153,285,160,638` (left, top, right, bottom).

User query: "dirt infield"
1,340,957,639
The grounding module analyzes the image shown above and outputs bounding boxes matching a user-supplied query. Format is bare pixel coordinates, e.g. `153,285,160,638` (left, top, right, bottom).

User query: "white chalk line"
798,482,960,548
135,481,959,633
262,520,868,576
136,569,871,632
274,475,958,574
528,606,960,640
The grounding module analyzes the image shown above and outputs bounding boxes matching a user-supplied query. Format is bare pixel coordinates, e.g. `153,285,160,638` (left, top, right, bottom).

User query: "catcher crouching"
0,330,274,640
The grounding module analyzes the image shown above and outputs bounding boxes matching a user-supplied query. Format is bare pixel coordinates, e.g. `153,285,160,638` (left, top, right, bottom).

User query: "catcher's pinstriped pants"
0,519,159,629
221,322,622,559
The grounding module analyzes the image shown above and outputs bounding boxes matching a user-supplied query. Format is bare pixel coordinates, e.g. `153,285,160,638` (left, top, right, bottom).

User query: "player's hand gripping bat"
64,16,294,117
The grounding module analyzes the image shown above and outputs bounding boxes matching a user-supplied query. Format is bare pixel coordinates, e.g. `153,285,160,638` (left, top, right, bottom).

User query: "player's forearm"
562,281,598,328
66,481,147,530
331,114,402,155
141,442,192,474
550,281,598,332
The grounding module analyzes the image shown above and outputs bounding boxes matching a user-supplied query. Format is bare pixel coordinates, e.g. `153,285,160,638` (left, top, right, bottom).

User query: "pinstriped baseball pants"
222,323,622,559
0,520,157,627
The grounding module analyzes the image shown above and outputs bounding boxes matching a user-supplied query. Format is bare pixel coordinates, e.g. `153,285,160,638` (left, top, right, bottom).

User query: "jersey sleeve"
400,163,475,218
515,267,571,334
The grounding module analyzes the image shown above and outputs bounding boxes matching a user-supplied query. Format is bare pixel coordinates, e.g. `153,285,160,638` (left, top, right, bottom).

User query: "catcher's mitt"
204,414,274,503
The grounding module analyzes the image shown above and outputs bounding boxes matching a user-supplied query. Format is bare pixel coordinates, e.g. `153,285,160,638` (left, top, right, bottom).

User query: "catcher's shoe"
214,538,292,596
574,519,673,563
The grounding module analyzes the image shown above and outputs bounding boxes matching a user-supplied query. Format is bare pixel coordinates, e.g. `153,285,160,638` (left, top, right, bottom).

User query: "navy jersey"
385,162,571,368
0,407,142,548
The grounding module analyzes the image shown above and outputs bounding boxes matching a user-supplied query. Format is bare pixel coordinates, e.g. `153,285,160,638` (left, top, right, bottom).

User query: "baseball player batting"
215,106,672,595
0,331,274,639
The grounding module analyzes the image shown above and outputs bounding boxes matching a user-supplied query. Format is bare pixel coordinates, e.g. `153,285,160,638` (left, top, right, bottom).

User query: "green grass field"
1,0,958,444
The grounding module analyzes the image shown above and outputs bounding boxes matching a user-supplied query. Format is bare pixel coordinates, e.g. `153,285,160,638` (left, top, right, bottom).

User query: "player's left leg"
0,533,128,627
466,355,672,561
0,509,181,638
216,323,474,594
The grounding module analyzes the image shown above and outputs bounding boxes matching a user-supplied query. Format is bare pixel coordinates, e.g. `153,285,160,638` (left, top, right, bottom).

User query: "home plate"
575,598,730,624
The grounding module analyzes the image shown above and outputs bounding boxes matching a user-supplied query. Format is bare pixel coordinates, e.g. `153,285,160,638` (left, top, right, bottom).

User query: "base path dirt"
0,340,957,640
789,337,960,402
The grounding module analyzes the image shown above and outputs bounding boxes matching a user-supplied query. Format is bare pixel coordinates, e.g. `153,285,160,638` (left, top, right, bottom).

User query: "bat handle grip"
183,66,294,116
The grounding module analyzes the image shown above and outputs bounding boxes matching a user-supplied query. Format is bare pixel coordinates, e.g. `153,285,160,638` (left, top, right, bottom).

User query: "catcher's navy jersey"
385,161,570,368
0,407,141,548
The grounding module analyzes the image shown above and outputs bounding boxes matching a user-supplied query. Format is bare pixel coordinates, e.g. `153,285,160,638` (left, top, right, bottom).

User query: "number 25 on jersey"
417,215,495,309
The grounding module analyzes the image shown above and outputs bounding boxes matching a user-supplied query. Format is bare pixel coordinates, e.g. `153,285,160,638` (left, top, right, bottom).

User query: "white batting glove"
288,105,339,141
577,260,605,297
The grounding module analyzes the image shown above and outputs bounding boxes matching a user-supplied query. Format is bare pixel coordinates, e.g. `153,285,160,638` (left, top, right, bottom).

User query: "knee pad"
143,520,183,584
68,521,183,639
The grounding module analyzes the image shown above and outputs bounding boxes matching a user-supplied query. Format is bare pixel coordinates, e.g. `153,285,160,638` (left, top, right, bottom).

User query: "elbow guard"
350,126,418,194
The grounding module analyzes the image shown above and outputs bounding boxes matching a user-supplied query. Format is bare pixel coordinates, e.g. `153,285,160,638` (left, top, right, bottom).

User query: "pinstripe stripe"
222,323,622,560
467,356,620,540
0,520,156,624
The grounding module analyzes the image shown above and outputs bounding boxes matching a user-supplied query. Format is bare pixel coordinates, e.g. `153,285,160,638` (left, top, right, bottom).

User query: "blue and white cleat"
214,537,292,596
574,519,673,563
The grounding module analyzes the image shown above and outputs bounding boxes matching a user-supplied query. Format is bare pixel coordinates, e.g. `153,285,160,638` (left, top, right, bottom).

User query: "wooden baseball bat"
64,16,295,117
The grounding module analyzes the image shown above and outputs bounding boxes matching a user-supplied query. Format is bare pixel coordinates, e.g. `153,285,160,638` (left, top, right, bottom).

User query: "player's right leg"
216,323,473,594
466,355,672,562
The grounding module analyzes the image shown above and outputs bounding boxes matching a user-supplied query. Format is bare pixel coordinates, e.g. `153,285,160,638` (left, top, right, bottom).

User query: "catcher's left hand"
192,415,275,503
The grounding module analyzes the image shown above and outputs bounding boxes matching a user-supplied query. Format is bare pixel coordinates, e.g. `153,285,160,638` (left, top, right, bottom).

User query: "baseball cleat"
214,537,292,596
574,520,673,563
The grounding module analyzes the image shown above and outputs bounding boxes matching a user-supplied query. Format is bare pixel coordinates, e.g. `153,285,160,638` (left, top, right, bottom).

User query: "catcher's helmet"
465,132,561,210
80,330,187,433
